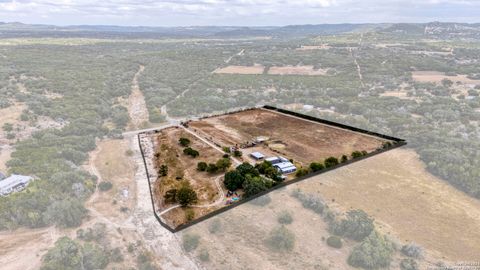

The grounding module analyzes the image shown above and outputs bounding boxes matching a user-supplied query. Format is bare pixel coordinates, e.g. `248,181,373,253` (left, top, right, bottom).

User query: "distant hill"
0,22,479,39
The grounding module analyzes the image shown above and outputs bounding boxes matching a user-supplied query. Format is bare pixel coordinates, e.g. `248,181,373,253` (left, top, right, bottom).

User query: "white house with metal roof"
0,174,33,196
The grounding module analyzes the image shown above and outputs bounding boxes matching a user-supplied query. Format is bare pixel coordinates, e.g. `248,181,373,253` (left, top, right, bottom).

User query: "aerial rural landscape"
141,106,400,229
0,12,480,270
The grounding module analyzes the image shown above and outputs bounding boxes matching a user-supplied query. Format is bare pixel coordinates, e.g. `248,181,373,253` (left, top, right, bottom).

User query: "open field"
299,148,480,261
189,108,388,165
213,65,265,74
412,71,480,85
268,65,329,76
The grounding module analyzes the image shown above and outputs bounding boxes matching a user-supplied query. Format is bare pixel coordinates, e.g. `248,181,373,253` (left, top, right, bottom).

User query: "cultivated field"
189,108,388,165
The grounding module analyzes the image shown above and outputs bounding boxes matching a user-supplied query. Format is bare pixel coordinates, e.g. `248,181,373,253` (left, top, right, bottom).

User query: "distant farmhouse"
0,174,33,196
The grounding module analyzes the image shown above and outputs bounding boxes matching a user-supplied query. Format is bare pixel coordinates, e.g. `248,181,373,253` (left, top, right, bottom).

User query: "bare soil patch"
412,71,480,85
268,65,329,76
126,65,150,130
189,108,388,166
299,148,480,261
213,64,265,75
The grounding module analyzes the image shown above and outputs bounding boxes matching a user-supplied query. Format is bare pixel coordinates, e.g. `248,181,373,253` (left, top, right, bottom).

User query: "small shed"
250,152,265,160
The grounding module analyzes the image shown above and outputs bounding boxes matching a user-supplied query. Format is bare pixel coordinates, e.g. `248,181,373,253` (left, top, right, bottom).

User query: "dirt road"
127,65,150,130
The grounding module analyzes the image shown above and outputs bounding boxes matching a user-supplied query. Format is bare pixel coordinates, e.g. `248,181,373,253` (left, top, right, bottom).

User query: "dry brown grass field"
213,65,265,74
189,108,388,165
299,148,480,261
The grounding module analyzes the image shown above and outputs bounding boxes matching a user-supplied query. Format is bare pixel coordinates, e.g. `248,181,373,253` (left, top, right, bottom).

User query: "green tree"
351,151,364,158
233,150,242,157
341,155,348,163
224,170,245,191
243,175,269,197
236,162,259,177
324,157,339,168
177,184,198,207
183,147,199,158
179,137,191,147
348,231,394,269
197,162,207,171
206,163,218,173
216,157,232,171
309,162,325,172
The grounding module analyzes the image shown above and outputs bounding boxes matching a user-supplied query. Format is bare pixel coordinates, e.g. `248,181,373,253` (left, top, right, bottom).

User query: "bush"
277,211,293,224
185,209,195,221
351,151,364,158
98,181,113,192
198,249,210,262
216,157,232,171
348,231,394,269
341,155,348,163
208,219,222,234
248,194,271,206
401,243,423,259
233,150,242,157
177,184,198,207
295,168,309,177
326,235,343,249
309,162,325,172
265,226,295,252
206,163,218,173
324,157,339,168
182,233,200,252
292,190,325,214
183,147,199,158
197,162,207,171
164,189,177,203
334,209,374,241
179,137,190,147
400,258,419,270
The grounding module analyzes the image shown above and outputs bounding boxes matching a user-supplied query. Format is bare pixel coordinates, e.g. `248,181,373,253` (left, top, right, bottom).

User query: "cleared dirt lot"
412,71,480,85
299,148,480,261
268,65,329,76
213,64,265,75
189,108,388,165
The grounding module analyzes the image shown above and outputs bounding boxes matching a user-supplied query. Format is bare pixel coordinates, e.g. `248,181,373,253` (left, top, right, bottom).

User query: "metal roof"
250,152,265,159
0,175,33,192
274,162,295,170
0,172,5,180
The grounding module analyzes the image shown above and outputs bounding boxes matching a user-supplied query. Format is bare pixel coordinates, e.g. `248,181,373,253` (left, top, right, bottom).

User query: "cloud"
0,0,478,26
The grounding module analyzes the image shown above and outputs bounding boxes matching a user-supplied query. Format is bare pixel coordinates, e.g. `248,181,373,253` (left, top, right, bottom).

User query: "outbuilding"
274,162,297,174
250,151,265,160
0,174,33,196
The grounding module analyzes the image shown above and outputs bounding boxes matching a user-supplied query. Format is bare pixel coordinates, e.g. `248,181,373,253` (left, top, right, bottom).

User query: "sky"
0,0,479,26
